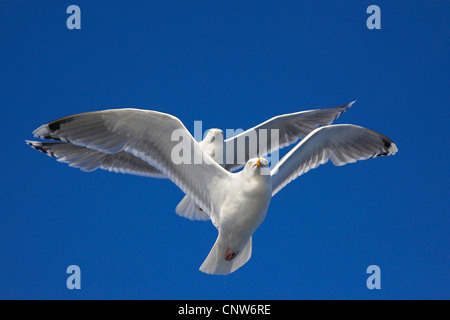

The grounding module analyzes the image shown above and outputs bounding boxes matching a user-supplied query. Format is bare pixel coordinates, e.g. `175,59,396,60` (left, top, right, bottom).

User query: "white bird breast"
218,173,272,252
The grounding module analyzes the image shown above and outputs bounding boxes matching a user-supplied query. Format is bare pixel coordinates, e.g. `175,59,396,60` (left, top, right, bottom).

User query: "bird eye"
248,162,253,166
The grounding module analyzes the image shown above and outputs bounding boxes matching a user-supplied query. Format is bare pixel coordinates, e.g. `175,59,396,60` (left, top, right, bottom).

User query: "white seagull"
26,103,353,222
27,106,397,275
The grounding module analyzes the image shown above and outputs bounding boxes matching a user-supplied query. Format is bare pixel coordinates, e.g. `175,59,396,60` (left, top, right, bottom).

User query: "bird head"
243,156,270,176
202,129,224,161
204,128,224,144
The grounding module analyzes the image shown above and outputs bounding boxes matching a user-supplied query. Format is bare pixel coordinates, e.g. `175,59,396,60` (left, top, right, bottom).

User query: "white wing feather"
26,140,166,178
224,102,354,172
270,124,398,196
32,108,231,222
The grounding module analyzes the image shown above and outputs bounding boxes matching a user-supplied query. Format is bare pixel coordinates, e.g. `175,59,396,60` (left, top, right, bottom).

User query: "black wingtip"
44,116,75,140
26,140,56,157
375,151,389,157
43,134,61,141
48,120,62,132
370,139,397,158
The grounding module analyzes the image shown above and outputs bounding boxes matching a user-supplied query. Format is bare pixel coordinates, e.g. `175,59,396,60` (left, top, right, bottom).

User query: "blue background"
1,1,448,299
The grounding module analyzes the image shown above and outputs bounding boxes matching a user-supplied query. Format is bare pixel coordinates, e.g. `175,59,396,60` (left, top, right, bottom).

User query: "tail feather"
175,195,210,221
199,235,252,275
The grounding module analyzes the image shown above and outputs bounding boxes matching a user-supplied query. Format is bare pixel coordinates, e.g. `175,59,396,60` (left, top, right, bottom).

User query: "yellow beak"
255,156,263,167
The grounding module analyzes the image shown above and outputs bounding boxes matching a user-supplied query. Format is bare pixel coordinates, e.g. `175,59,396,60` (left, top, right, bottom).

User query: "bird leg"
225,248,237,261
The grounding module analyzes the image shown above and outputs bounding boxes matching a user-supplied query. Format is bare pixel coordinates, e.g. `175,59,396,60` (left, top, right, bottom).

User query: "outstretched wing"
270,124,398,196
30,108,231,222
26,140,166,178
224,102,354,172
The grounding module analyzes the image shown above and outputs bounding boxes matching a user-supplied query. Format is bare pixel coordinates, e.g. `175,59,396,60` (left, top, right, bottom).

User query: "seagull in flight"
26,103,397,275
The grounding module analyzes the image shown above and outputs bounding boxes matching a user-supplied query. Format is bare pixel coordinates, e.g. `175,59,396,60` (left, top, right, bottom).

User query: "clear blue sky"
1,1,448,299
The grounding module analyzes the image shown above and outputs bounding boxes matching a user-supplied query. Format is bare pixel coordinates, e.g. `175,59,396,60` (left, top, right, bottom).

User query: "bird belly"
219,186,271,252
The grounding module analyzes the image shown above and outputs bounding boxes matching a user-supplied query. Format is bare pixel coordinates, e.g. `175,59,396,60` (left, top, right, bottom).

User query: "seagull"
26,102,353,222
26,107,397,275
